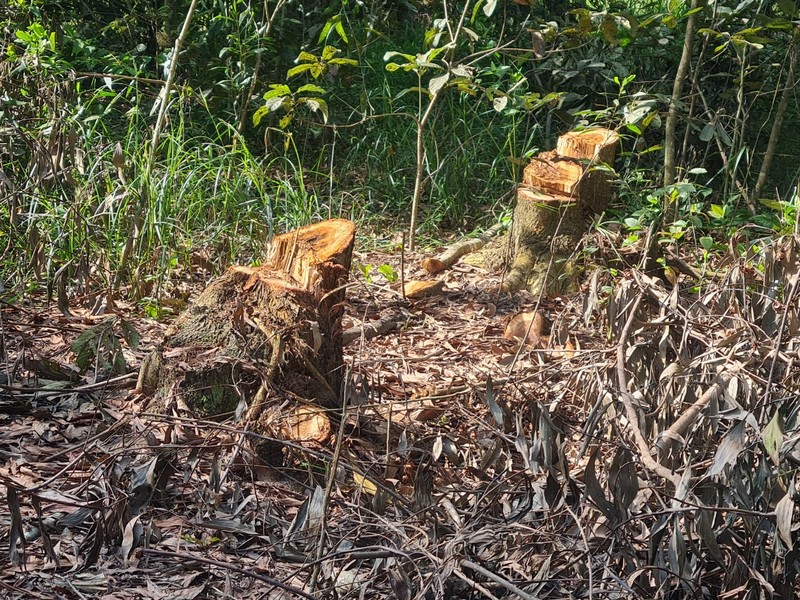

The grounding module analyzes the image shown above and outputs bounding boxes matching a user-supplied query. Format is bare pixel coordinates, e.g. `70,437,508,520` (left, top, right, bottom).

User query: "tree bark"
663,0,703,222
503,128,618,295
752,37,798,202
142,219,356,460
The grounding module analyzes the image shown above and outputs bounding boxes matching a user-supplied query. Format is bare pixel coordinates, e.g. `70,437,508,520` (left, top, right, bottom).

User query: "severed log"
404,279,445,299
141,219,355,462
342,312,412,345
421,221,507,275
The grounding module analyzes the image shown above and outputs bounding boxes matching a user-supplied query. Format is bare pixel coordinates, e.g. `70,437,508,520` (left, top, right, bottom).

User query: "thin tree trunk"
116,0,199,291
663,0,702,222
752,37,798,201
147,0,199,170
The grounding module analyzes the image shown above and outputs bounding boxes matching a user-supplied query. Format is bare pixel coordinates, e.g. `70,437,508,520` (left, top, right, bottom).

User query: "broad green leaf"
777,0,798,16
296,84,326,95
287,63,315,78
699,236,714,250
263,84,291,100
278,113,293,130
297,51,317,63
625,123,642,134
321,45,339,61
708,204,726,219
385,62,401,72
252,104,269,126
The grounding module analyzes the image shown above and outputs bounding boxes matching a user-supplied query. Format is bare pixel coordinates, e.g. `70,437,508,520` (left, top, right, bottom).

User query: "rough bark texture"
141,219,356,463
504,128,619,295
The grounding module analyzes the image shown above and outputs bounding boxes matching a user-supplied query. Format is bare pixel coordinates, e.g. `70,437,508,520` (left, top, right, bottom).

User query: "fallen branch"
342,313,412,345
616,293,681,487
655,378,726,458
422,221,507,274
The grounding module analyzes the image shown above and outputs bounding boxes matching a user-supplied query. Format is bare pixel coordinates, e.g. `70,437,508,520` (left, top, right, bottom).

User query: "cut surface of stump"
556,128,619,164
504,128,619,295
522,151,584,197
143,219,355,464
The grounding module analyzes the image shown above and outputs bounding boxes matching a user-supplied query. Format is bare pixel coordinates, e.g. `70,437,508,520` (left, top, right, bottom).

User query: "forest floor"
0,234,797,598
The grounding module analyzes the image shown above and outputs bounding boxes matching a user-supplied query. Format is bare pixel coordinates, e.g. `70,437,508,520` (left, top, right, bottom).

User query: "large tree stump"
141,219,355,460
504,128,618,294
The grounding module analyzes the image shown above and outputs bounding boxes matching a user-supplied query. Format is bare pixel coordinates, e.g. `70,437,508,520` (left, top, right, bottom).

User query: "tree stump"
504,128,618,294
141,219,356,461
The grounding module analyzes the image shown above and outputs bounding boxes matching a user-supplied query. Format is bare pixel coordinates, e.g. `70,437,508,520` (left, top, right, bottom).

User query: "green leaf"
385,62,402,72
395,86,431,100
263,84,291,100
329,57,358,66
297,51,318,63
278,113,294,130
377,264,398,283
253,105,270,127
777,0,798,16
296,84,327,95
318,20,333,44
321,45,339,61
287,63,315,78
625,123,642,135
699,236,714,250
335,21,348,43
383,51,415,63
708,204,726,219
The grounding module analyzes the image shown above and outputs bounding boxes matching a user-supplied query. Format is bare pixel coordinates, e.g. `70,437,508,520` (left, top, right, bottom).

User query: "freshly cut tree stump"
504,128,618,294
557,128,619,163
142,219,355,463
522,151,585,197
503,188,586,294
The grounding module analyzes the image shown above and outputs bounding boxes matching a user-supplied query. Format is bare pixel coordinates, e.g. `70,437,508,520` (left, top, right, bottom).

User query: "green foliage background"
1,0,798,303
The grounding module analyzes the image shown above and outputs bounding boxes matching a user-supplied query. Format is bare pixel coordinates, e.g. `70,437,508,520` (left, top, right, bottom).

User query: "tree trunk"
752,37,798,202
663,0,703,222
503,128,619,295
140,219,355,461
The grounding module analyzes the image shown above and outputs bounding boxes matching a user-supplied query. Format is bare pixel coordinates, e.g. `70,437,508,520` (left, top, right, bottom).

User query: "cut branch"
422,221,506,275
